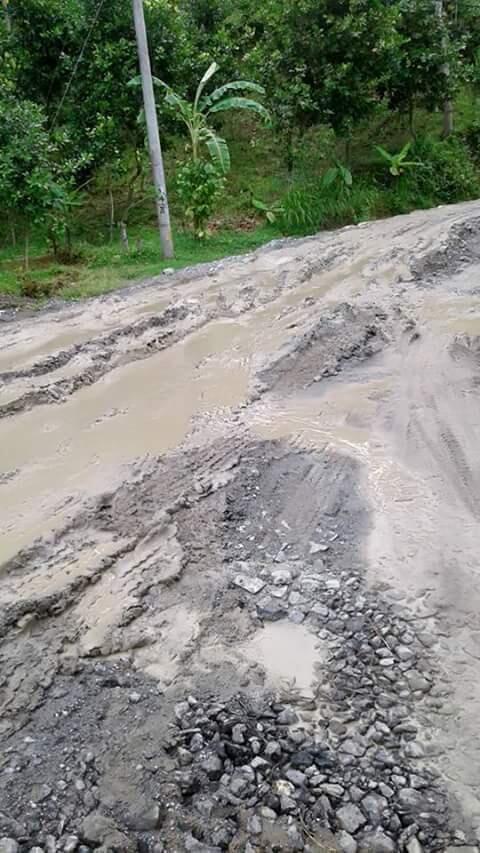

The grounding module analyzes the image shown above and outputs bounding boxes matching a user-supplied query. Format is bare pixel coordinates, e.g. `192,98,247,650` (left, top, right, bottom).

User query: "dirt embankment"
2,202,480,853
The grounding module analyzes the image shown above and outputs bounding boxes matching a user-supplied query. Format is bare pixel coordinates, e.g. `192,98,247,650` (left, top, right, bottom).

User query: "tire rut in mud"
257,304,390,396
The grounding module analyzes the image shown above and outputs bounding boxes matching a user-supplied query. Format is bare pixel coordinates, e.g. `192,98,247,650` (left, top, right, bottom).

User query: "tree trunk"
65,226,73,261
119,221,130,251
442,97,454,137
408,99,416,139
23,231,30,273
108,184,115,242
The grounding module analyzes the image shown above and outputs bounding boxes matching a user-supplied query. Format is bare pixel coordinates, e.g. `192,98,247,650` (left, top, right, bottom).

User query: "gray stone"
184,836,221,853
129,691,141,703
406,673,431,693
201,754,223,781
336,804,367,834
373,747,396,767
174,701,190,721
310,542,329,554
289,609,305,623
247,815,262,835
404,741,424,759
340,738,367,758
45,838,56,853
0,841,19,853
265,740,281,758
230,774,249,797
336,831,358,853
277,708,298,725
321,783,344,799
280,795,296,812
378,783,394,799
81,812,135,853
326,578,340,590
251,756,269,770
409,774,427,789
63,839,79,853
406,839,423,853
311,603,329,618
260,806,277,820
398,788,427,812
256,598,286,621
357,829,395,853
195,798,215,819
271,568,293,585
128,802,162,831
349,785,365,802
397,645,414,661
361,793,387,827
232,723,246,744
233,574,265,595
29,848,44,853
271,585,288,598
190,732,204,752
285,768,306,787
287,823,305,850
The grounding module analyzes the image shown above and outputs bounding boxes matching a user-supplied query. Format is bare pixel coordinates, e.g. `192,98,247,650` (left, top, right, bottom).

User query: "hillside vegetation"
1,0,480,302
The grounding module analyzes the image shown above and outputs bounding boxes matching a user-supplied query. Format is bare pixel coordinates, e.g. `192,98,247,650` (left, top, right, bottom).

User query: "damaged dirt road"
2,202,480,853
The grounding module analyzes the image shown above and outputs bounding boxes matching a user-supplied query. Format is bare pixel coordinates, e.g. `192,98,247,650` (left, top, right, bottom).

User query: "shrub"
176,160,226,238
280,180,380,236
404,136,480,204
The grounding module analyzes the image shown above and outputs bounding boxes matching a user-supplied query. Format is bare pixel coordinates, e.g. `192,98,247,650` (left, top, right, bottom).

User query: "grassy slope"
0,224,278,304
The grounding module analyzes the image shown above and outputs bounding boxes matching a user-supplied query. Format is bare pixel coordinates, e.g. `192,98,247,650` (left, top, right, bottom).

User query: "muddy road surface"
2,202,480,853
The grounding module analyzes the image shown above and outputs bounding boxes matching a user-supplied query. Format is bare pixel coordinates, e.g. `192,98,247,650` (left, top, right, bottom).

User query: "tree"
153,61,269,235
0,93,67,266
211,0,401,170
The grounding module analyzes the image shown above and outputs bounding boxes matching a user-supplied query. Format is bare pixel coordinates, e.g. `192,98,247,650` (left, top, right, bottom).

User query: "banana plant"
322,159,353,192
374,142,420,177
152,62,270,175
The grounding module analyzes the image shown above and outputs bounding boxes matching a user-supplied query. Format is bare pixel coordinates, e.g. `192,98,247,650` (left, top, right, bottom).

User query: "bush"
176,160,226,238
462,121,480,164
402,136,480,205
280,180,380,236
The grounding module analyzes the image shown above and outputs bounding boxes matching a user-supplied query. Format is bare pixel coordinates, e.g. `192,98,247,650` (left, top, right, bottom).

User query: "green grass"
0,223,279,304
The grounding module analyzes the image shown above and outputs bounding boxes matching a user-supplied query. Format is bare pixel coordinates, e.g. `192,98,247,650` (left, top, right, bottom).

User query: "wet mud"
2,202,480,851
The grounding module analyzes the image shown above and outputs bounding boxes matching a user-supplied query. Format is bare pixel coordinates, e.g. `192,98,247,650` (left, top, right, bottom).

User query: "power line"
50,0,106,129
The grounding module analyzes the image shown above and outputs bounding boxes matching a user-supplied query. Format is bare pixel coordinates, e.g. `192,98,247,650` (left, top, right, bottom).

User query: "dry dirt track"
2,202,480,853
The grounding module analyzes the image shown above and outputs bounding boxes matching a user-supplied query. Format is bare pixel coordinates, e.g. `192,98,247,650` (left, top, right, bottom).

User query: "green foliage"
281,180,379,235
374,142,420,177
176,160,226,238
406,136,480,203
252,197,284,224
322,161,353,191
149,62,268,174
0,93,68,264
214,0,402,144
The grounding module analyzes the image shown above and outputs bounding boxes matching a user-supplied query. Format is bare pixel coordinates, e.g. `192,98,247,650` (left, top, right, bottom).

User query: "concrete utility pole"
132,0,174,258
434,0,454,137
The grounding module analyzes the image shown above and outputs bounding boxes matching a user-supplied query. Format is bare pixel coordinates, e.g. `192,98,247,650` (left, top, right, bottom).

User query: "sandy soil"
2,201,480,852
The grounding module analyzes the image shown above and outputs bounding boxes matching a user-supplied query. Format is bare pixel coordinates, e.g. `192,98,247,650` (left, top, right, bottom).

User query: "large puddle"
240,621,323,696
